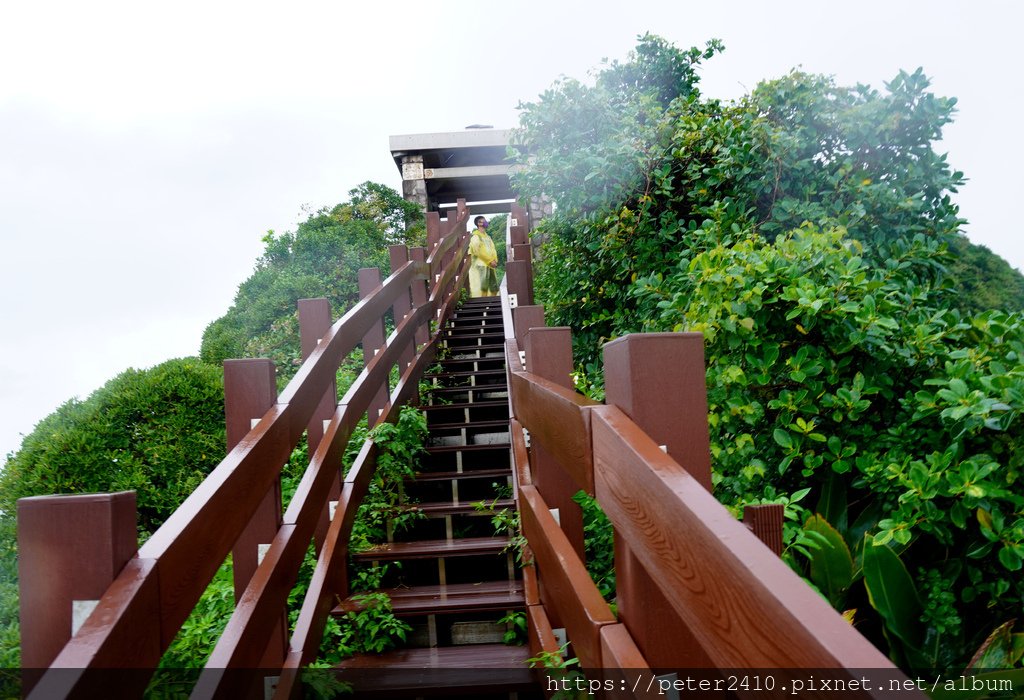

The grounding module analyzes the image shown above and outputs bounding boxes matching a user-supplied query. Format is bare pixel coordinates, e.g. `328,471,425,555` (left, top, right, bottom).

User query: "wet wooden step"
333,581,525,618
444,325,505,335
351,536,510,562
406,498,514,517
426,443,512,456
426,418,510,435
425,387,509,403
423,367,506,378
437,357,506,372
338,642,529,669
444,328,505,339
334,644,535,698
409,467,512,483
421,400,509,413
446,344,506,359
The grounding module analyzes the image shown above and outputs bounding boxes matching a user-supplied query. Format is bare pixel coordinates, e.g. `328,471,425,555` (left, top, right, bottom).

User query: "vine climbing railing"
20,203,472,699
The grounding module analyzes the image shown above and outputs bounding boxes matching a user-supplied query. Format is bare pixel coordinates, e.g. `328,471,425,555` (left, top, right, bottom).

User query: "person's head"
474,216,487,229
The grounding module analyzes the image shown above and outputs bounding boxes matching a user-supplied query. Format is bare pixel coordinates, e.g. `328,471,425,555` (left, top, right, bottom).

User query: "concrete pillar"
400,154,427,211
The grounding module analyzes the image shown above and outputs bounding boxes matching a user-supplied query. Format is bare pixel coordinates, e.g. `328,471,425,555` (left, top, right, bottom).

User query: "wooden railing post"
510,204,529,245
299,298,339,555
443,200,467,302
744,503,785,556
602,332,714,668
505,260,533,307
18,491,138,690
389,245,416,374
426,211,442,254
524,327,585,560
409,246,429,348
358,268,388,426
505,205,532,307
224,358,288,669
513,305,545,350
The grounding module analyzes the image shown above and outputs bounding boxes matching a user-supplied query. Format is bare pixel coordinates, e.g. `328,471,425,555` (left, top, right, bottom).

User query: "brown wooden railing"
21,203,472,699
499,205,923,698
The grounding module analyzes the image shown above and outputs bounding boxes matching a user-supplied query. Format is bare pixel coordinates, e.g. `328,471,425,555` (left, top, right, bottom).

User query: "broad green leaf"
998,545,1022,571
805,515,854,607
773,428,793,449
967,621,1023,670
816,470,848,533
862,538,923,648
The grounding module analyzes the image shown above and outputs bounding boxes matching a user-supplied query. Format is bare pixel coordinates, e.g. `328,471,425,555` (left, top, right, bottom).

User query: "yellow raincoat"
468,229,499,297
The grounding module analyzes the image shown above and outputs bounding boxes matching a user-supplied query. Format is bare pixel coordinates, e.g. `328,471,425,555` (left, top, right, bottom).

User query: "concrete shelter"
389,127,518,214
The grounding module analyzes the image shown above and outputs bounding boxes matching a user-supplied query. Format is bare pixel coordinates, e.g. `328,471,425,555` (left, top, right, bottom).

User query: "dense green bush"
0,357,226,667
0,358,225,538
512,34,1024,671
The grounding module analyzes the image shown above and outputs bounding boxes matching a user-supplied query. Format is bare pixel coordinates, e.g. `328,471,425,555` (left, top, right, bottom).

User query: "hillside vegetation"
0,182,421,667
511,34,1024,672
3,36,1023,676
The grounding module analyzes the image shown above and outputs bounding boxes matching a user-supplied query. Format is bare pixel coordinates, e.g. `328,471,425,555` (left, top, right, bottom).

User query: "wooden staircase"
333,296,541,698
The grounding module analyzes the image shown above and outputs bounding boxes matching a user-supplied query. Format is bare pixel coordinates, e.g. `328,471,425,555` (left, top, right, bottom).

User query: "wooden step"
437,356,506,371
426,418,510,435
425,386,509,402
351,536,510,562
334,581,525,618
444,328,505,339
338,641,530,669
423,368,507,379
447,323,503,334
447,344,505,358
421,400,509,413
334,644,536,697
409,467,512,483
446,323,503,333
426,443,512,455
406,498,514,517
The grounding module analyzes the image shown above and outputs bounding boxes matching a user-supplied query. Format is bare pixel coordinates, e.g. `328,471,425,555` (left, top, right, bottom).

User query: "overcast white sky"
2,1,1021,462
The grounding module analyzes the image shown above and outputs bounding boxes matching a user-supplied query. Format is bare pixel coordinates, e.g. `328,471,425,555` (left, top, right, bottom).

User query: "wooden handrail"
29,207,471,699
591,405,894,671
518,484,615,668
508,358,598,495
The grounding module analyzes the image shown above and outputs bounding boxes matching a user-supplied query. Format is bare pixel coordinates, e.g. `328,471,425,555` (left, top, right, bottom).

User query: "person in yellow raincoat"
468,216,499,297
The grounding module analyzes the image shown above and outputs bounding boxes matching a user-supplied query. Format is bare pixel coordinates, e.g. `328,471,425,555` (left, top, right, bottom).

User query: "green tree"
512,34,1024,671
200,182,424,380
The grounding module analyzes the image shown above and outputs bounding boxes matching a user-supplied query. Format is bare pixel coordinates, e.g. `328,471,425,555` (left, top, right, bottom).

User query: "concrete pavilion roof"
389,127,520,213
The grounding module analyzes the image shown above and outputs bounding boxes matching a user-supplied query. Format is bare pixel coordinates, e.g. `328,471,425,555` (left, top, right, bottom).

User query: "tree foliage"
512,34,1024,671
200,182,424,380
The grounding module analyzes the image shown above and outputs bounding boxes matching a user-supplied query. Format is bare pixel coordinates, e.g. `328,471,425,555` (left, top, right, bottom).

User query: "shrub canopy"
512,34,1024,671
